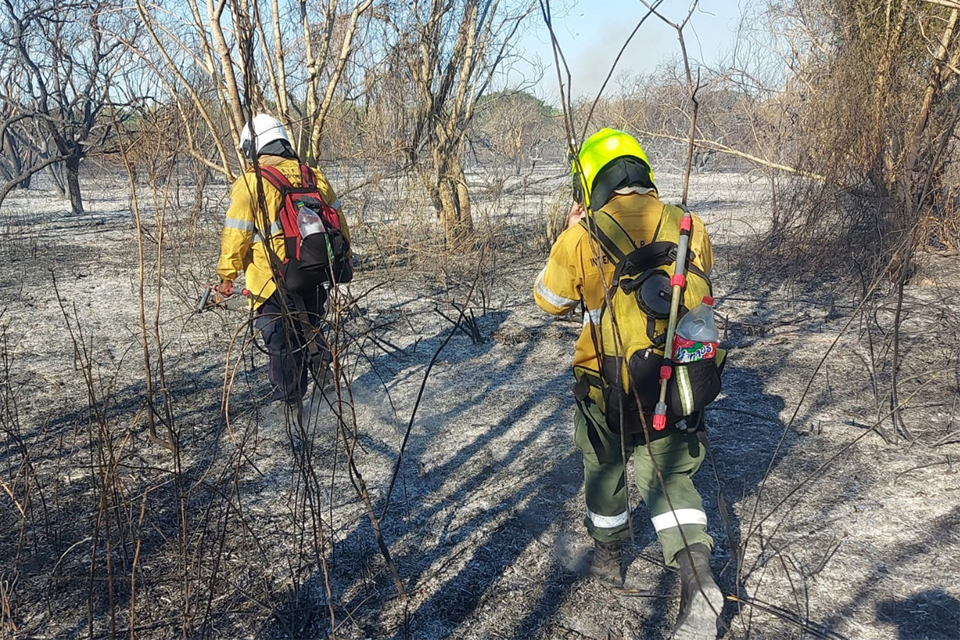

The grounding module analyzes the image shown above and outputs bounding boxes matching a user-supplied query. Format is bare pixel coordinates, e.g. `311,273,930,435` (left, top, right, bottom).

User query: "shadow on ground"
876,589,960,640
264,303,797,639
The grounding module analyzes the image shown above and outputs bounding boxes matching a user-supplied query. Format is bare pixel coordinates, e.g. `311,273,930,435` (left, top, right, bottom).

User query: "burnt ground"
1,168,959,640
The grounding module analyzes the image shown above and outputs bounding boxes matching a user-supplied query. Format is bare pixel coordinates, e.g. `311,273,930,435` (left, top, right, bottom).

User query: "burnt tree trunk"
2,133,32,189
64,152,83,215
434,148,473,247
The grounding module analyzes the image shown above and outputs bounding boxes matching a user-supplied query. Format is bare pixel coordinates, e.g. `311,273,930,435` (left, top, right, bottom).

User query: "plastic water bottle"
297,205,324,239
673,296,719,363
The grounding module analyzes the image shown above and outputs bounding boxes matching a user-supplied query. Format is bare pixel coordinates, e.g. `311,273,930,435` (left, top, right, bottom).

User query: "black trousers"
254,286,327,403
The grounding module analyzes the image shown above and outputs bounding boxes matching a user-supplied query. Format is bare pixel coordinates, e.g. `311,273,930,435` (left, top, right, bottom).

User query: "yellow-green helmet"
573,128,656,208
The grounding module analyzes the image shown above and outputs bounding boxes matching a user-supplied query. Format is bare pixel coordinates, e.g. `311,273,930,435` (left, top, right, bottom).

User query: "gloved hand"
216,280,234,296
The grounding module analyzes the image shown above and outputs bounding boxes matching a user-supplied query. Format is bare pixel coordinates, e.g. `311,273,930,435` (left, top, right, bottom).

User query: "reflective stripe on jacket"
215,155,350,308
533,192,713,376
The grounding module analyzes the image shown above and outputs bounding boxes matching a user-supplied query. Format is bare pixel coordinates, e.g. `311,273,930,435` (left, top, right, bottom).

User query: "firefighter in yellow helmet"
216,114,351,411
534,129,723,639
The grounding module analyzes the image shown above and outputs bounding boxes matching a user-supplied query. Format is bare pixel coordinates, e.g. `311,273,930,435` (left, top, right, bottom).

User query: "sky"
512,0,747,103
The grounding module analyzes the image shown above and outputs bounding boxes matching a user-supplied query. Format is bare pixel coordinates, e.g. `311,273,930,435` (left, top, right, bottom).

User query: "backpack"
574,204,724,437
257,164,353,292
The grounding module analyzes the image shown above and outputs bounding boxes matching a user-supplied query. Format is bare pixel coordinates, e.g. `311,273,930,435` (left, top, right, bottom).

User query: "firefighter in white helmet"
216,114,352,410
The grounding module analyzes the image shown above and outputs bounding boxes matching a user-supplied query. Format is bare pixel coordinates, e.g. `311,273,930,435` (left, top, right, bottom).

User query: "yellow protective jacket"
534,192,713,376
216,155,350,308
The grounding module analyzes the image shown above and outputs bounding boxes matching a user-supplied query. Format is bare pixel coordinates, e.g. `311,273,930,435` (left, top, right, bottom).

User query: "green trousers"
574,400,713,567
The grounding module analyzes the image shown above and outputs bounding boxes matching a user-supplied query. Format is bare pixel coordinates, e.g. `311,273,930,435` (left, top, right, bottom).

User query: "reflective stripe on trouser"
254,287,327,403
573,399,713,567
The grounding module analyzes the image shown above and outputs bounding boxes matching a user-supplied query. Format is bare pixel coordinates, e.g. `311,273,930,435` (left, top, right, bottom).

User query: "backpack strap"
252,164,305,262
300,164,317,190
256,164,294,192
258,163,321,199
579,209,636,265
619,241,677,275
653,204,711,283
653,204,681,244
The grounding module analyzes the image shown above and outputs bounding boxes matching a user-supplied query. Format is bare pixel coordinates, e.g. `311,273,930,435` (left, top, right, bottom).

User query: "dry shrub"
740,0,960,280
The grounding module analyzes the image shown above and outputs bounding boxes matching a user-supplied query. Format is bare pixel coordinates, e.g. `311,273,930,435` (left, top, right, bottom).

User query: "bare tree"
472,89,554,174
384,0,536,246
0,103,37,189
133,0,375,178
0,0,135,213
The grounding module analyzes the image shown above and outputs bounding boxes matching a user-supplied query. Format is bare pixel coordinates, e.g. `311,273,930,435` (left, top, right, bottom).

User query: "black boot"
590,539,623,586
673,544,723,640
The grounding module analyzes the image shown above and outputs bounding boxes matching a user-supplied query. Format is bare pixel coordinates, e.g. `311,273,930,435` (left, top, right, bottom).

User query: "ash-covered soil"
1,169,959,640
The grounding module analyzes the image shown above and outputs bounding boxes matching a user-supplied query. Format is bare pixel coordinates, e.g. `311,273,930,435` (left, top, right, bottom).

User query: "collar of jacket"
595,190,660,214
249,154,293,169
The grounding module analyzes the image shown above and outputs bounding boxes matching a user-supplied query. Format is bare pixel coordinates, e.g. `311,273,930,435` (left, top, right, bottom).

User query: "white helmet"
239,113,290,159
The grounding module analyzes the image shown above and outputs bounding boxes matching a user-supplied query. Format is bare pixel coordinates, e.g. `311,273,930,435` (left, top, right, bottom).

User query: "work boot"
590,539,623,586
673,544,723,640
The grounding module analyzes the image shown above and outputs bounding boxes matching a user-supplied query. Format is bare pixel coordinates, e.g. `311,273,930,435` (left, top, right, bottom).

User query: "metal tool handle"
196,285,214,314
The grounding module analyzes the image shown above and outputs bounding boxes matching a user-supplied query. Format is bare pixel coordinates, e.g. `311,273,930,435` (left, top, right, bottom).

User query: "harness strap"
254,165,299,256
580,208,636,265
619,241,675,275
583,205,710,280
258,164,329,203
619,242,710,284
573,367,603,389
299,163,318,190
656,205,711,286
257,164,294,193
